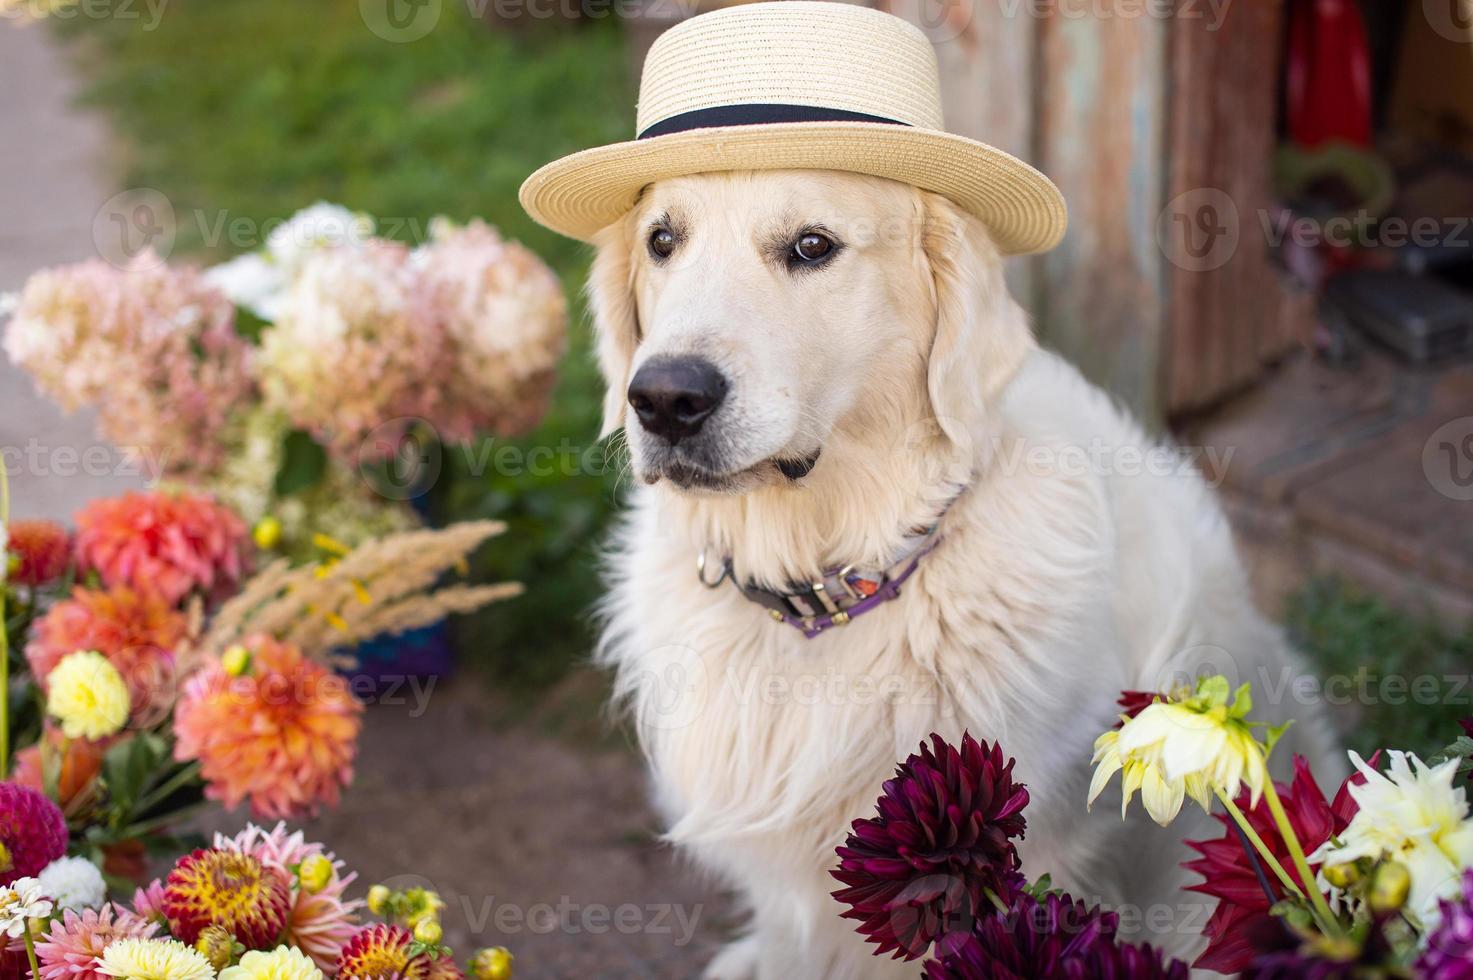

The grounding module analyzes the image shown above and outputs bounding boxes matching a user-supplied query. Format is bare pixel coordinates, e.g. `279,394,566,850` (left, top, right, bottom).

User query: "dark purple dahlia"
1418,869,1473,979
921,889,1187,979
0,782,67,885
831,733,1028,960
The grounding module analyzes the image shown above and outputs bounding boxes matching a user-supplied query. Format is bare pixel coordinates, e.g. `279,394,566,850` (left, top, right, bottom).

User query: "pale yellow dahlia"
97,938,216,980
46,650,130,740
1089,676,1270,826
218,946,323,980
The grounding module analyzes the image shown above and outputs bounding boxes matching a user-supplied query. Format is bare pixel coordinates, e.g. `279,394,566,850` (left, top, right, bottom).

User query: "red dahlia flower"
1113,689,1158,727
1183,754,1364,973
6,520,70,587
831,733,1029,960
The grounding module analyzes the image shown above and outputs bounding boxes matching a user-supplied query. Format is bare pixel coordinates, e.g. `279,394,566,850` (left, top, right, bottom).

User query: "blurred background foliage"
60,0,634,687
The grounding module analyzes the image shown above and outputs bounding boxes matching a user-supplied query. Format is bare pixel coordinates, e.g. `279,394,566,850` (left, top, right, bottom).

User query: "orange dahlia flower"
173,635,363,819
74,490,251,607
12,727,105,815
6,519,71,587
26,585,188,724
161,848,291,948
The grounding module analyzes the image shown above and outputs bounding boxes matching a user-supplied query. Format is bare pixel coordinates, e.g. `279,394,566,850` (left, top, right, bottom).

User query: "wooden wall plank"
1163,0,1307,414
1036,7,1170,421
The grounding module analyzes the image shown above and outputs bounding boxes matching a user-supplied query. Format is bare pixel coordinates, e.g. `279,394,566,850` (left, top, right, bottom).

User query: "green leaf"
101,735,158,812
233,306,271,345
1264,720,1295,757
1231,682,1253,718
274,429,328,497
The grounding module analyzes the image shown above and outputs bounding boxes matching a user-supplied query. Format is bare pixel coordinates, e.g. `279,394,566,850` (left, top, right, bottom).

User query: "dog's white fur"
588,171,1338,978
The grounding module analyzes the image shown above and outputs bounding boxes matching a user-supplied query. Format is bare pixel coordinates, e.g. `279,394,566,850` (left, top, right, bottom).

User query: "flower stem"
23,927,40,980
1261,779,1343,938
1,451,10,782
1216,791,1306,901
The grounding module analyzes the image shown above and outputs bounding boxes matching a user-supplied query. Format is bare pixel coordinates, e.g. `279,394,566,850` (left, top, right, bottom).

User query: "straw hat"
519,1,1066,255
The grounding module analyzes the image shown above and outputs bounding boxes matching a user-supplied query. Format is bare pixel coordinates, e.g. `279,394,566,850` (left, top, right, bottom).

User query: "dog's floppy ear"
587,219,641,439
920,192,1036,454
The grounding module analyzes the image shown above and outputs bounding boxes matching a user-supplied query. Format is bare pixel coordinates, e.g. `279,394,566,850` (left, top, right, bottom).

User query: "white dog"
585,170,1339,978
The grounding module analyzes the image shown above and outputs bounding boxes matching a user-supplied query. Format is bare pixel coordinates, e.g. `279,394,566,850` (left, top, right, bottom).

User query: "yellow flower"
98,938,216,980
219,946,323,980
1088,676,1270,826
195,926,235,972
296,854,333,894
365,885,390,915
412,918,442,945
400,887,444,928
469,947,513,980
220,645,252,678
251,517,282,552
46,650,130,740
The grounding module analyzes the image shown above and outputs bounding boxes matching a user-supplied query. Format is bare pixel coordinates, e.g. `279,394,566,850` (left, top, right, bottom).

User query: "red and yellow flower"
161,848,291,949
335,924,462,980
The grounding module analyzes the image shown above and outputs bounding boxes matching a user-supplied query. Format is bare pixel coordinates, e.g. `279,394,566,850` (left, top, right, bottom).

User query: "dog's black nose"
627,356,728,444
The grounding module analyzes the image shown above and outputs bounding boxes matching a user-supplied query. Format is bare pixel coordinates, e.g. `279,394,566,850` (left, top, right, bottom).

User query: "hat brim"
519,121,1067,256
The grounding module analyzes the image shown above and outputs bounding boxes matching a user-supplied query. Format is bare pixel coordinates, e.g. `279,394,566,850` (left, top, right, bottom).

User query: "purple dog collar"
695,501,955,639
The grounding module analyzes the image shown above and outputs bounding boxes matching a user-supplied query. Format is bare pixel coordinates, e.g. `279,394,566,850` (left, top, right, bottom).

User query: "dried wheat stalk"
193,520,521,664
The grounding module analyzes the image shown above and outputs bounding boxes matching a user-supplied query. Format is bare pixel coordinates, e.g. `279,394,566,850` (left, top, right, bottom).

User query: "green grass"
62,0,635,684
1286,578,1473,760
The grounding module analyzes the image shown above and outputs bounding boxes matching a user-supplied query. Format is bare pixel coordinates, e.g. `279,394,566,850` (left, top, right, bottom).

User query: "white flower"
204,253,286,323
1088,678,1269,826
0,876,54,938
265,202,374,274
1310,751,1473,928
37,855,107,910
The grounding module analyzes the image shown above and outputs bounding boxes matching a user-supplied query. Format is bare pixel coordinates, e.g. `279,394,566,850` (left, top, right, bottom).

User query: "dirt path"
0,23,147,518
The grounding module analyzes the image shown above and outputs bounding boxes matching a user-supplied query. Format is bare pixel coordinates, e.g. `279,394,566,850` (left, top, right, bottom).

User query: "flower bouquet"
2,202,567,562
0,821,516,980
830,733,1191,978
831,683,1473,976
2,478,519,885
1092,678,1473,975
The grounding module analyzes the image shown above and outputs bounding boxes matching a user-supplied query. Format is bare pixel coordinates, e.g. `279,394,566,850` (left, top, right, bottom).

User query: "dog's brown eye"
793,232,833,263
649,227,676,259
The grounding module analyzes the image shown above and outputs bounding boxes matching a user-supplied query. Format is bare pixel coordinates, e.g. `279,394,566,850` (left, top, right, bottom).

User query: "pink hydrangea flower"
3,252,252,476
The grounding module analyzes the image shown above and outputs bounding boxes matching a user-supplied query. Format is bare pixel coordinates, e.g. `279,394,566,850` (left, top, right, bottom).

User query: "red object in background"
1285,0,1373,148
